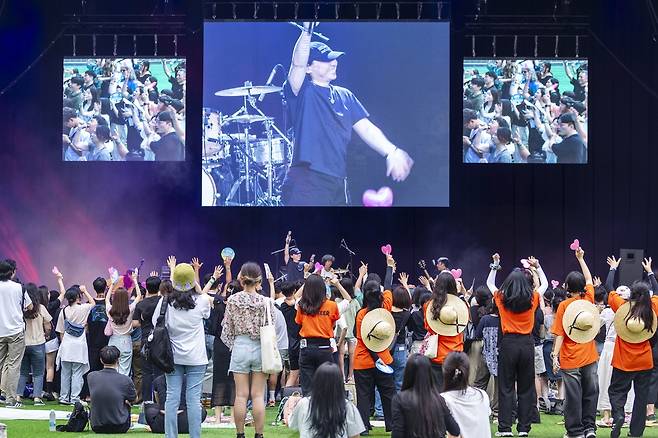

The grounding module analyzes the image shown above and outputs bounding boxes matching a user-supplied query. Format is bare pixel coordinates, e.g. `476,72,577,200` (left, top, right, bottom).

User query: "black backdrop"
0,0,657,287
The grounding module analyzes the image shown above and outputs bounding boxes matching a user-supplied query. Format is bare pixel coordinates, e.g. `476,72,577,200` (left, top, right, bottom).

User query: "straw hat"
614,302,658,344
171,263,196,292
425,294,469,337
361,308,396,353
561,300,601,344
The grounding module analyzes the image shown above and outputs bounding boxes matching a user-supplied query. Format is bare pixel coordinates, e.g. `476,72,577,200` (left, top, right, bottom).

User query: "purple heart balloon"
362,187,394,207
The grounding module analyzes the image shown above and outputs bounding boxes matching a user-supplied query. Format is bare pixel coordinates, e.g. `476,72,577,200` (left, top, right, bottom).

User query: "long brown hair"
430,272,458,320
109,287,130,325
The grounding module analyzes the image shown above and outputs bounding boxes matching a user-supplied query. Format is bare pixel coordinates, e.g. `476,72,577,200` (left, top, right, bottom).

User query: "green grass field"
5,402,658,437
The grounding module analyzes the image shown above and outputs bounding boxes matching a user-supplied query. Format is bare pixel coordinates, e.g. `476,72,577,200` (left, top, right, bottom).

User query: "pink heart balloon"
362,186,394,207
314,262,323,272
569,239,580,251
551,280,560,289
450,269,462,279
381,244,392,255
520,259,530,269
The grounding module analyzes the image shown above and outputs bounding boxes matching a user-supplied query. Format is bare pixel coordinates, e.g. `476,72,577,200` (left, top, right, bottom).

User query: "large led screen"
203,22,449,207
463,58,588,164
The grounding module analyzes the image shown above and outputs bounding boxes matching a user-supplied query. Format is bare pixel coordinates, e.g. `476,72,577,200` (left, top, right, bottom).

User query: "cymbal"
224,115,273,124
214,84,282,97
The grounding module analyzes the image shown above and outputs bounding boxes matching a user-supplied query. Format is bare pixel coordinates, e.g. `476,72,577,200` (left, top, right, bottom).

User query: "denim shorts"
229,336,262,374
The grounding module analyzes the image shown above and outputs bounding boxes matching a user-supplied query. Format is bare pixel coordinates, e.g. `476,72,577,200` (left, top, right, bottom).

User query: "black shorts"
289,346,300,371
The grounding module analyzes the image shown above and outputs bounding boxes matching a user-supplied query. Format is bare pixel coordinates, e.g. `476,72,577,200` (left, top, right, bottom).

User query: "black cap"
559,112,578,125
289,248,301,255
157,111,174,123
308,42,344,64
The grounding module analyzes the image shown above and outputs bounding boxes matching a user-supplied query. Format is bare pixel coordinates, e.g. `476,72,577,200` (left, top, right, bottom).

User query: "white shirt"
274,305,289,351
152,295,211,366
0,280,32,337
288,397,365,438
441,387,491,438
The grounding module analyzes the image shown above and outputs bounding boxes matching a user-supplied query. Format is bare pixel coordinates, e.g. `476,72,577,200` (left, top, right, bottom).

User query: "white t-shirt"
0,280,32,337
152,295,211,366
288,397,365,438
274,305,289,350
441,387,491,438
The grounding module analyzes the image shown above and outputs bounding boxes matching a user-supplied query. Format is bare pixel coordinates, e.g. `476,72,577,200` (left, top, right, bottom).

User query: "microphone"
259,64,283,102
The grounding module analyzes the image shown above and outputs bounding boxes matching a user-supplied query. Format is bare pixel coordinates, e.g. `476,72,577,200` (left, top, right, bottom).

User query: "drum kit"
202,81,292,206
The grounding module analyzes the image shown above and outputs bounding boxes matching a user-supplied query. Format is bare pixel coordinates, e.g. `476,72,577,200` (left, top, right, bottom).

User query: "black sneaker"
42,392,55,402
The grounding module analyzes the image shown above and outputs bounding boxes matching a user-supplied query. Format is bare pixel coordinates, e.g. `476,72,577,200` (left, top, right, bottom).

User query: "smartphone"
264,263,272,280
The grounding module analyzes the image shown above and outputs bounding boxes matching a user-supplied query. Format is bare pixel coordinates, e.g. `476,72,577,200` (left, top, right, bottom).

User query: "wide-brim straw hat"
562,299,601,344
172,263,196,292
425,294,469,337
361,308,396,353
614,302,658,344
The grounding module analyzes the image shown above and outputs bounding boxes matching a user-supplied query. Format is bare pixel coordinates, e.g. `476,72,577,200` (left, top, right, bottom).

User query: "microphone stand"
340,239,356,280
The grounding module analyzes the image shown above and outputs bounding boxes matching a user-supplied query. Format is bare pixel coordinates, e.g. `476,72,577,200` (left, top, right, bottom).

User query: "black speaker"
619,249,644,286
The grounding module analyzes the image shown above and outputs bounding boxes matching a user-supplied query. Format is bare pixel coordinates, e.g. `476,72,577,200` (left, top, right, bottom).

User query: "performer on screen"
282,22,414,206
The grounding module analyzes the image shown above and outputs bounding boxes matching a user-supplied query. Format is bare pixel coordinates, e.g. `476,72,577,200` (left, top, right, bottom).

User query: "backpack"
275,388,303,426
143,298,175,373
56,401,89,432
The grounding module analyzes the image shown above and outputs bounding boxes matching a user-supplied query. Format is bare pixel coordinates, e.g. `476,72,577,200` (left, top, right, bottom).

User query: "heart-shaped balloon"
569,239,580,251
520,259,530,269
450,269,462,279
381,244,392,255
551,280,560,289
314,262,323,272
52,266,60,276
362,187,394,207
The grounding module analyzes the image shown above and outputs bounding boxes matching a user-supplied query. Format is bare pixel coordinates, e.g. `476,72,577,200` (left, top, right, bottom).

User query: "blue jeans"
374,344,406,417
17,343,46,398
165,364,206,438
108,334,133,376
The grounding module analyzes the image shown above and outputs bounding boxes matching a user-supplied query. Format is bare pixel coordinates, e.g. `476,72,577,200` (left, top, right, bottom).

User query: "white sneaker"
494,432,514,437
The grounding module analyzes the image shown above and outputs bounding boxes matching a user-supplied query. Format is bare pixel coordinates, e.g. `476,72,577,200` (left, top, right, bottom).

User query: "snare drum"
201,168,217,207
250,138,286,165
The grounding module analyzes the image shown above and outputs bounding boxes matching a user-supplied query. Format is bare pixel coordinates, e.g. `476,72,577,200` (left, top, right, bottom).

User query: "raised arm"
266,265,276,300
642,257,658,293
575,247,592,285
161,59,173,79
606,256,620,291
53,268,66,300
384,255,395,291
132,271,143,304
528,257,548,295
330,277,351,303
287,23,313,96
352,119,413,182
203,265,224,294
283,231,291,265
487,253,501,293
79,285,94,305
355,262,367,291
222,257,233,296
191,257,203,293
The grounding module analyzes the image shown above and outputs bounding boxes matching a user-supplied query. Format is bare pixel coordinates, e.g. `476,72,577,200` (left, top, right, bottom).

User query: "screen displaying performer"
463,58,588,164
202,21,449,207
62,58,186,162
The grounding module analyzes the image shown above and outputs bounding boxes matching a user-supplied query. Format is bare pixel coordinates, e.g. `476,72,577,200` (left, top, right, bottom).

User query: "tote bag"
261,298,283,374
418,332,438,359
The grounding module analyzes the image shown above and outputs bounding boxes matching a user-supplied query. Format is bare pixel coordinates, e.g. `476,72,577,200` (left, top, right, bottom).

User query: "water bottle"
49,410,56,432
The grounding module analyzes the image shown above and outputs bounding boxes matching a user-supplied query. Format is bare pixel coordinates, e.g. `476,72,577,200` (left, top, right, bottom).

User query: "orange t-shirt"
551,284,599,369
608,291,658,372
423,301,465,364
354,290,393,370
494,291,540,335
295,299,339,339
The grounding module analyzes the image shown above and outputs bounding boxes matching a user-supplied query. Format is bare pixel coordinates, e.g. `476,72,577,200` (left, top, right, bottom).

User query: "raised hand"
593,276,602,287
191,257,203,272
492,253,500,264
643,257,653,273
79,285,88,293
167,255,176,271
527,256,540,268
149,271,159,277
329,277,340,287
575,247,585,260
213,265,224,279
131,270,138,283
607,255,621,270
386,254,396,268
419,276,431,289
398,272,409,287
285,231,292,245
358,262,368,277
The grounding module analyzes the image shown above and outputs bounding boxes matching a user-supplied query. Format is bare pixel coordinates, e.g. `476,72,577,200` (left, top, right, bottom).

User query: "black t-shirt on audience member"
532,307,545,346
392,310,411,345
283,76,369,179
278,301,300,351
407,309,427,342
88,368,136,428
553,133,586,164
133,295,161,340
151,131,184,161
87,299,110,349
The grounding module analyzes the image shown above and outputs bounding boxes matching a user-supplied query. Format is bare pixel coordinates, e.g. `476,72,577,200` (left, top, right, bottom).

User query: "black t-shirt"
87,299,110,349
532,307,545,346
88,368,136,428
151,132,184,161
278,301,300,350
285,260,305,283
392,310,411,345
283,76,369,178
570,78,586,102
407,309,427,342
153,374,186,410
168,76,184,100
133,295,161,340
553,133,586,163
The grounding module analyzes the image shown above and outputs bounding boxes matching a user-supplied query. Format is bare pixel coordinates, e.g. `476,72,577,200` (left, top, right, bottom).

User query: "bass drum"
201,168,217,207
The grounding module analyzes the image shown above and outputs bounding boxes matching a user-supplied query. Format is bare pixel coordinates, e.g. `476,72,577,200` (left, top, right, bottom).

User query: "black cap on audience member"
157,111,174,124
559,112,578,127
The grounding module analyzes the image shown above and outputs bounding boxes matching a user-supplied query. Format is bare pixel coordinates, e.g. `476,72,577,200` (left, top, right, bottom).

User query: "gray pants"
0,332,26,403
60,361,86,403
562,362,599,437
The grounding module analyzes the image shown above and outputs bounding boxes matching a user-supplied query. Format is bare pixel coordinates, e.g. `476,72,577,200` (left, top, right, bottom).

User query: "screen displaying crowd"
62,58,186,162
463,59,588,164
